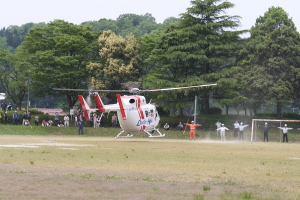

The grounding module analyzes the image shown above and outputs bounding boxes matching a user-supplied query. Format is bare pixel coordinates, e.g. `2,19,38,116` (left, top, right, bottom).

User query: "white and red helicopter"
54,84,216,138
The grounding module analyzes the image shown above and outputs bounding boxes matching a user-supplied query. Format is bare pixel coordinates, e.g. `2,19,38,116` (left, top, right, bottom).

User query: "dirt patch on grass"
48,132,63,135
0,165,233,200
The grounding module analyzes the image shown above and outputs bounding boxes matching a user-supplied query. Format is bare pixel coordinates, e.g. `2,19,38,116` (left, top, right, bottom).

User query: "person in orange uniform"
185,121,201,140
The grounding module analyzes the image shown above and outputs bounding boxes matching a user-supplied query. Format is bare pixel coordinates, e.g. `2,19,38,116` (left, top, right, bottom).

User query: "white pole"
194,96,197,123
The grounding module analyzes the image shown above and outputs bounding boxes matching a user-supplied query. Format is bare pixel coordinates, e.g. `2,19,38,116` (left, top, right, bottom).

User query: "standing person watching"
111,114,117,127
54,112,59,126
78,119,84,135
185,121,201,140
278,124,293,143
64,114,70,127
34,114,39,126
233,121,239,137
13,111,19,125
215,121,222,136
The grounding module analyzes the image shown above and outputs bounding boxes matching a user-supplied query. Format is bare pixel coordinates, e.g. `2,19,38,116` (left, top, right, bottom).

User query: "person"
4,111,8,125
34,114,39,126
78,119,84,135
184,121,201,140
64,114,69,127
177,122,184,131
93,113,97,128
24,119,33,128
278,124,293,143
215,121,222,136
48,119,53,126
164,123,170,131
7,102,12,111
217,124,229,141
233,121,239,137
1,102,7,111
74,114,78,127
58,120,64,127
13,111,19,125
89,113,93,127
100,113,105,128
54,112,59,126
111,114,117,127
42,119,47,126
22,111,28,125
238,122,249,140
96,115,101,128
258,123,274,142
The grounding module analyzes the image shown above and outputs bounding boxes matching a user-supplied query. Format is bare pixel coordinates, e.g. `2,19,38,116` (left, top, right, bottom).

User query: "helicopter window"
150,109,154,117
129,99,135,104
145,110,148,117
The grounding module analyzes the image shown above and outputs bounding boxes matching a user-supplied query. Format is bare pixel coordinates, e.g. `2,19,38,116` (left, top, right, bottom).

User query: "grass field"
0,125,300,199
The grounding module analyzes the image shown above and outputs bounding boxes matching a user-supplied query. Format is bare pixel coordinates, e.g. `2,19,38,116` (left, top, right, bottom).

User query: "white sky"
1,0,300,31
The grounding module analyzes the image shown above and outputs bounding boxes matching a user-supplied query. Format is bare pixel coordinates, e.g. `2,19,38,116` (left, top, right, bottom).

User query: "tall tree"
0,50,30,109
87,30,142,96
19,20,99,108
237,7,300,118
143,0,245,115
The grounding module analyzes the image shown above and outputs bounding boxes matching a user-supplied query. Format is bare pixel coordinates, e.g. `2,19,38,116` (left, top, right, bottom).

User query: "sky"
1,0,300,32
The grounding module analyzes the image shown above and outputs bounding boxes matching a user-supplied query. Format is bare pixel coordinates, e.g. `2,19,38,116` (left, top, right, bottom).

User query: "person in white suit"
217,124,229,141
278,124,293,143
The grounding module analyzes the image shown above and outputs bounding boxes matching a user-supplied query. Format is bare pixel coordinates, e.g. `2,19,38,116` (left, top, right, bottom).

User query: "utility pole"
194,96,197,123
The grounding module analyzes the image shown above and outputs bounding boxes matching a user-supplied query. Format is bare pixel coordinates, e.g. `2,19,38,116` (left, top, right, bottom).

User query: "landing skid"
115,129,165,138
144,128,165,138
115,130,133,138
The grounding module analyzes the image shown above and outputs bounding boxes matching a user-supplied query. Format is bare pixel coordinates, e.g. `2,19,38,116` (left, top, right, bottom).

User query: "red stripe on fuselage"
94,94,105,112
78,95,90,121
135,96,146,130
136,96,144,120
117,94,127,120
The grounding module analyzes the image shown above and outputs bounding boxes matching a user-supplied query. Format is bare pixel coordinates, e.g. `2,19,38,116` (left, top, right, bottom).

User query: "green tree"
19,20,99,108
143,0,245,115
237,7,300,118
0,37,13,52
0,50,30,109
0,23,46,52
87,30,142,96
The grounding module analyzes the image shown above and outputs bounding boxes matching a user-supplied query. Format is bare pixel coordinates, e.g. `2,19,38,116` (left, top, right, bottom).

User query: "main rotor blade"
53,88,130,93
140,84,217,92
53,83,216,94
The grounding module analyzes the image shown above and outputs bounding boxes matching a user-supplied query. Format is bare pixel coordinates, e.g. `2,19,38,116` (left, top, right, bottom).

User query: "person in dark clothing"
13,111,19,125
4,112,8,125
258,123,274,142
78,120,84,135
100,113,105,128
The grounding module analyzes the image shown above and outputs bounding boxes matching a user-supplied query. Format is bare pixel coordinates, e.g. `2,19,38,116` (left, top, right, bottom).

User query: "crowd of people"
0,102,118,133
0,101,297,141
161,119,295,143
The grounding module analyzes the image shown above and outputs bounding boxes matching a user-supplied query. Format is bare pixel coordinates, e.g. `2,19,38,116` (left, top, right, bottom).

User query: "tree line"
1,0,300,119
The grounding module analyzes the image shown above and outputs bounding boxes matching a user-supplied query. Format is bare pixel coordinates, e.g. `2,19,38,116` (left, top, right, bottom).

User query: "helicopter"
54,84,216,138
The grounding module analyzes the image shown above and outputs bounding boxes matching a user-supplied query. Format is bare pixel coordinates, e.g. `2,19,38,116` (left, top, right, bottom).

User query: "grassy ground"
1,123,300,142
1,125,300,199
